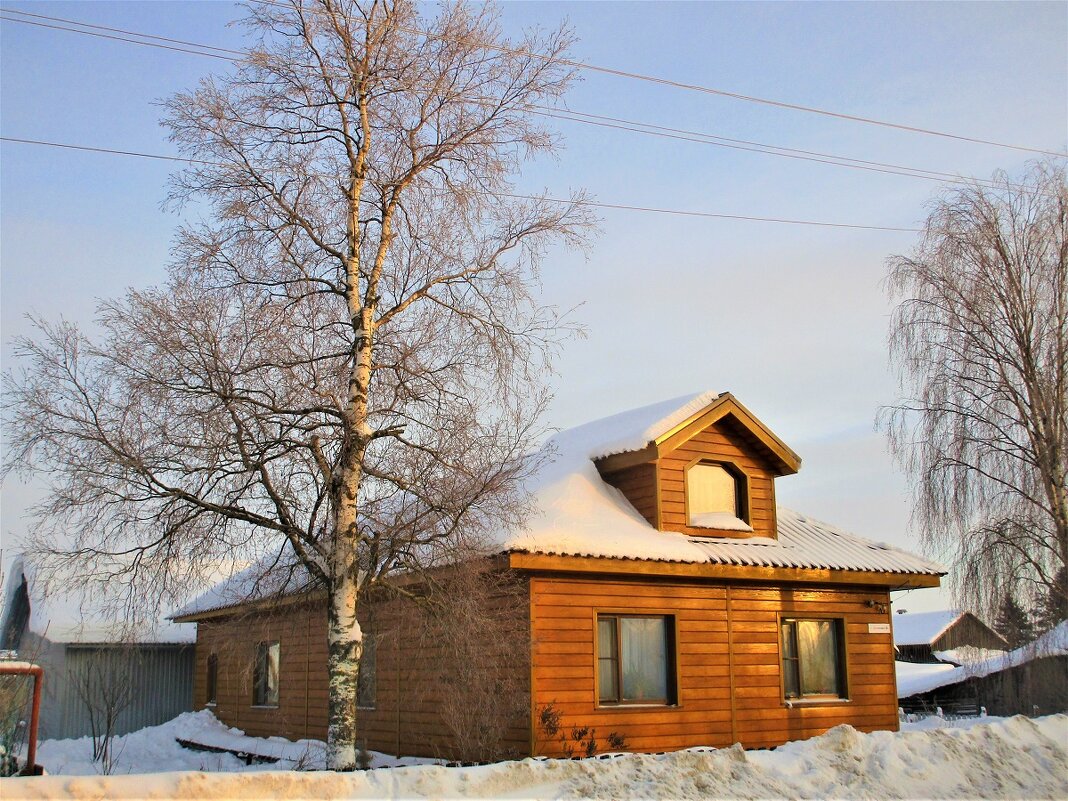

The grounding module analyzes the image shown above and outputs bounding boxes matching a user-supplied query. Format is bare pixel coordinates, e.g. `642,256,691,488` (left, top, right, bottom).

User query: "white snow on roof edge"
175,391,944,620
566,390,723,460
893,609,966,646
897,619,1068,698
0,554,196,645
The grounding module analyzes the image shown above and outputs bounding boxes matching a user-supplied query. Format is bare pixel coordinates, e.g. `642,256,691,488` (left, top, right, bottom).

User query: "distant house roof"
897,620,1068,698
893,610,965,646
177,392,943,621
0,554,195,645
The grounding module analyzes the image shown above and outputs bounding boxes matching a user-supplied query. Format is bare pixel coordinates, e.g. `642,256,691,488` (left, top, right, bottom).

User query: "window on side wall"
206,653,218,706
685,461,751,531
253,641,280,707
597,614,676,705
780,619,847,700
357,636,376,709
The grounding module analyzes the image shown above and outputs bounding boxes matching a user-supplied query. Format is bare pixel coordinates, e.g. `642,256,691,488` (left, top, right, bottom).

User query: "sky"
2,1,1066,617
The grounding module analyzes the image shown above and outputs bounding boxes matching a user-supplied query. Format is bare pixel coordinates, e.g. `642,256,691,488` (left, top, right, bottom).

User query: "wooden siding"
932,614,1009,652
599,462,659,527
658,417,779,539
528,575,898,756
193,577,531,761
194,601,327,740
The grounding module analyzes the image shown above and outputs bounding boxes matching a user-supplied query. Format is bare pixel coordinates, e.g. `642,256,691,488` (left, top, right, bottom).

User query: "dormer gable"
595,393,800,539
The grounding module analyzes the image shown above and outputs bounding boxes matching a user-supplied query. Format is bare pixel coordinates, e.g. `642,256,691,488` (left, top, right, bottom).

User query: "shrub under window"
597,614,676,705
780,619,846,700
253,641,280,706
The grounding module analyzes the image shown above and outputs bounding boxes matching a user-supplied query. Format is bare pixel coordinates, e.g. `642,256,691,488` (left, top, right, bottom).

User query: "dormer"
594,393,800,539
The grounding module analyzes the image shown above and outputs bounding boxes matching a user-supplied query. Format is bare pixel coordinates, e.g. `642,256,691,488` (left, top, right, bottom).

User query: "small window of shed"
686,462,751,531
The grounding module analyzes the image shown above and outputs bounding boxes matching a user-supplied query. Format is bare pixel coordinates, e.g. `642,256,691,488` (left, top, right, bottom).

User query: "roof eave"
508,551,942,588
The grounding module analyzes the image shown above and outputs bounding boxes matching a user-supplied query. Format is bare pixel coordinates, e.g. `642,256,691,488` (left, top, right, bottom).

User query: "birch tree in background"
2,0,593,769
882,161,1067,620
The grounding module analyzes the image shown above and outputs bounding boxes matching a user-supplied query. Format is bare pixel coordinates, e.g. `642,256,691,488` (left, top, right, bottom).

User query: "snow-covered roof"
176,392,942,620
0,554,195,645
494,393,943,575
174,555,314,619
893,610,964,646
560,389,724,460
897,620,1068,698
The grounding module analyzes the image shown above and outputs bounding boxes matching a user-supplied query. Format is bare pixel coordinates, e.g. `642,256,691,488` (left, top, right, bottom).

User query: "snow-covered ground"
2,711,1066,799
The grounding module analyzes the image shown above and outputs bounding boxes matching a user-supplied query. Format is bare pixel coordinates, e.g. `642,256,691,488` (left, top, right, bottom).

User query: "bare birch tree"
882,161,1067,617
2,0,593,769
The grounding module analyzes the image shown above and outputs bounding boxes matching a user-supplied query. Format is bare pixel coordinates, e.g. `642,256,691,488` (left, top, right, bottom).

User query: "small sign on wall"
868,623,891,634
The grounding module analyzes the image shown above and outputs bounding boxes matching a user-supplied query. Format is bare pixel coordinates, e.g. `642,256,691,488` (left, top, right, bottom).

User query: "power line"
1,7,246,56
249,0,1068,159
0,136,921,232
0,9,1024,192
0,13,235,61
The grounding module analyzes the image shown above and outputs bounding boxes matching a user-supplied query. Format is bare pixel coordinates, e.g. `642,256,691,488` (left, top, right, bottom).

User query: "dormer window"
685,461,752,532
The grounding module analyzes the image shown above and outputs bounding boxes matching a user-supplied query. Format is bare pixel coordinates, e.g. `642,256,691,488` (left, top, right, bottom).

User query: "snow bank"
5,714,1065,799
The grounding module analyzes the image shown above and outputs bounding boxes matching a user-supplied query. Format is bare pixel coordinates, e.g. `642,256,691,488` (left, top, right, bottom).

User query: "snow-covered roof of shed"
0,555,195,645
892,610,964,646
897,620,1068,698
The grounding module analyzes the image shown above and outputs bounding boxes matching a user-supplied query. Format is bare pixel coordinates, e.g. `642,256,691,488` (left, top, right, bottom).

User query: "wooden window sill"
597,703,680,710
783,697,851,708
250,704,279,710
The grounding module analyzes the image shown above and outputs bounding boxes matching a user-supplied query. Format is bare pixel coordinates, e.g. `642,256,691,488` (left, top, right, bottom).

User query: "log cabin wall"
658,417,779,539
528,574,898,756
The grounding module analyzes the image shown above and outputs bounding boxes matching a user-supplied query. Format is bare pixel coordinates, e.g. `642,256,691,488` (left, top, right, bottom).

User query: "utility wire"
249,0,1068,159
2,7,247,55
0,13,236,60
0,9,1024,192
0,136,922,232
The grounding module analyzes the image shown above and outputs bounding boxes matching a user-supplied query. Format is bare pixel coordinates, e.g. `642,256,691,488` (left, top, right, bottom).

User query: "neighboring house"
0,555,196,740
893,610,1008,664
897,621,1068,717
174,391,944,760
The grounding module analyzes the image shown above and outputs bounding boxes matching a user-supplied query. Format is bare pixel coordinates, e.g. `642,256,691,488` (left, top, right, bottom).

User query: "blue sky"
2,1,1066,615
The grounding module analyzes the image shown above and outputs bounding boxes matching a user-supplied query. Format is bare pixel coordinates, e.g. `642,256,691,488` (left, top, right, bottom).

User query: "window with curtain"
780,619,846,699
597,614,676,705
206,653,218,705
253,641,280,706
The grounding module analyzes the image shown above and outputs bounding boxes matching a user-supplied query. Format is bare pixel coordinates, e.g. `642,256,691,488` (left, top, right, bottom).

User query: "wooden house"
173,391,943,759
892,609,1008,664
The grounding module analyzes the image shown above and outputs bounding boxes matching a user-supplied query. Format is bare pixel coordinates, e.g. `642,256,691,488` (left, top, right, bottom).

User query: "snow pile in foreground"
4,714,1066,800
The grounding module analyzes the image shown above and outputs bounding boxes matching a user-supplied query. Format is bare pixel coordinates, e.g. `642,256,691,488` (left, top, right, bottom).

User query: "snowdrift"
3,713,1065,799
